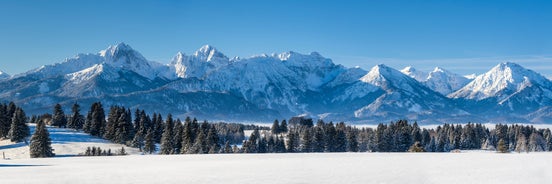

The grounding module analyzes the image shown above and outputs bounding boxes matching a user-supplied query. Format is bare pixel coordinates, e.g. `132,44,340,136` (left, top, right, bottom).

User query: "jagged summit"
0,70,9,80
449,62,551,100
193,45,228,61
400,66,428,82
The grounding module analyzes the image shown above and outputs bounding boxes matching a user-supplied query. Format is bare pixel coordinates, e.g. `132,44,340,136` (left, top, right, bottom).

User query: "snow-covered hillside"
0,124,139,159
2,152,551,184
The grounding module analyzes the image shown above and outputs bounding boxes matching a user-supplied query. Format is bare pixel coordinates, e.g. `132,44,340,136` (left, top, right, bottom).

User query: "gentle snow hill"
0,124,139,159
1,152,551,184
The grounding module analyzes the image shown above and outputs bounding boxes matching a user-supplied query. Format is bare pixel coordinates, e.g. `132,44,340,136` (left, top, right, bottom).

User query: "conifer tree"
29,121,54,158
222,141,232,153
173,120,183,154
116,109,134,144
52,104,67,128
160,114,174,154
206,125,220,154
143,129,156,154
280,119,288,133
497,139,508,153
131,130,144,151
88,102,105,137
301,128,313,152
0,104,11,138
271,119,280,134
8,108,30,142
67,103,84,130
180,120,194,154
189,130,207,154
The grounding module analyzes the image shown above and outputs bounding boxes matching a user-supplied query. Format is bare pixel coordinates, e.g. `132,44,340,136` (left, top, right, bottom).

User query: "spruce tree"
173,120,183,154
206,125,220,153
8,108,30,142
143,129,156,154
29,121,54,158
67,103,84,130
116,109,134,144
497,139,508,153
301,128,313,152
52,104,67,128
88,102,105,137
131,130,144,151
280,119,288,133
160,114,174,154
0,104,10,138
271,119,280,134
180,120,194,154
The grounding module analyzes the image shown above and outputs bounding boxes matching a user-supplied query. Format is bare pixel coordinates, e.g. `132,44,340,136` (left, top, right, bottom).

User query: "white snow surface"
0,124,139,160
1,152,551,184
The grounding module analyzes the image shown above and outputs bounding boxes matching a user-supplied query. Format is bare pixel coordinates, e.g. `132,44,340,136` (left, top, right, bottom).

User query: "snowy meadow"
1,152,551,184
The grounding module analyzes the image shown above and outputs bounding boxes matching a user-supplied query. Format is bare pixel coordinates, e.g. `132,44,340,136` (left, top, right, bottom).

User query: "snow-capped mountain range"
1,43,551,124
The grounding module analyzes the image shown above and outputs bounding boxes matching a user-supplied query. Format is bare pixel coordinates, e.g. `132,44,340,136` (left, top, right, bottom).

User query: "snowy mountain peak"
449,62,551,100
0,70,9,80
100,42,134,57
425,66,470,95
361,64,413,88
193,45,228,61
400,66,428,82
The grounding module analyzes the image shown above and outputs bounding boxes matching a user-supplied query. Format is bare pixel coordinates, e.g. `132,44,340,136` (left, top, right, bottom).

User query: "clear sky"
0,0,551,77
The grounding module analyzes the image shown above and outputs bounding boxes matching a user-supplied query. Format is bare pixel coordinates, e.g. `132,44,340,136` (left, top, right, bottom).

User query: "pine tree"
408,141,425,152
189,130,207,154
271,119,280,134
153,113,163,143
8,108,30,142
131,129,144,151
143,129,156,154
67,103,84,130
222,141,232,154
0,104,11,138
280,119,288,133
29,121,54,158
206,125,220,154
497,139,508,153
160,114,174,154
52,104,67,128
301,128,313,152
115,109,134,144
180,120,194,154
88,102,105,137
172,120,183,154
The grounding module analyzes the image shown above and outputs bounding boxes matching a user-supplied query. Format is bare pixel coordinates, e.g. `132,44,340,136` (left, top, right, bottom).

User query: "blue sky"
0,0,551,77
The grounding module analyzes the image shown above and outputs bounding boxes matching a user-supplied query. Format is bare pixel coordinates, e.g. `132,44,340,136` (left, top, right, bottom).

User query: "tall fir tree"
173,119,183,154
8,108,30,142
67,103,84,130
160,114,174,154
29,121,54,158
180,120,194,154
52,104,67,128
143,129,156,154
0,103,10,138
271,119,280,134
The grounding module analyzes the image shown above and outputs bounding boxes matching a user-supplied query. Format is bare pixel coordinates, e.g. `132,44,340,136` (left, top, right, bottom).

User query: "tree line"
7,101,552,158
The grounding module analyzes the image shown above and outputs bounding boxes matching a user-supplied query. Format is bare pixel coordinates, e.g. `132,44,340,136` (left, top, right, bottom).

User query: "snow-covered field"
1,152,551,184
2,125,552,184
0,125,139,159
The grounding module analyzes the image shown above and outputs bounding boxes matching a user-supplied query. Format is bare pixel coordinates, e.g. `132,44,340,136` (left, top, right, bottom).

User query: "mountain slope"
2,44,552,124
